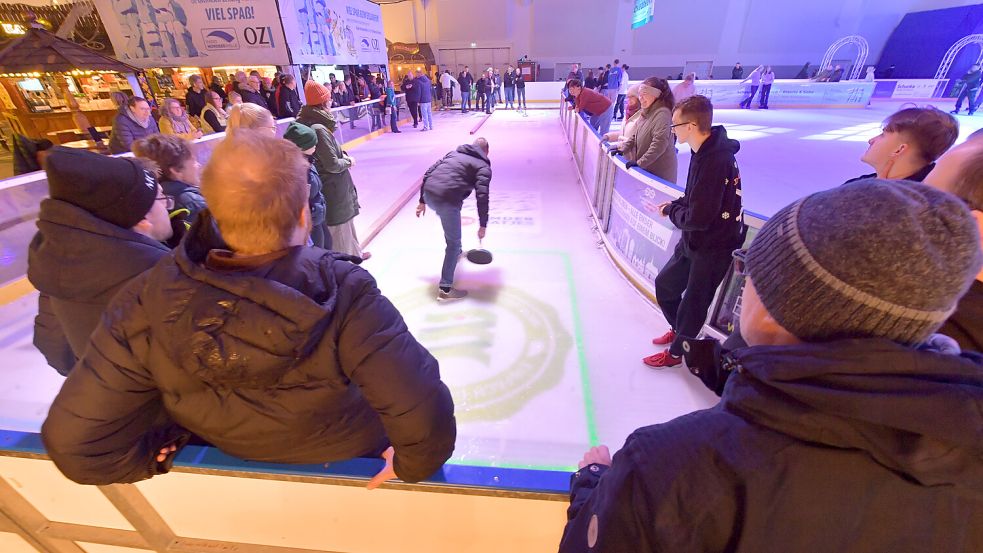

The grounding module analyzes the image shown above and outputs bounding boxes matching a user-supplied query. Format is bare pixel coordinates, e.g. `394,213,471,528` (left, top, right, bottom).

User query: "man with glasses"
240,74,268,108
28,147,173,374
645,95,746,368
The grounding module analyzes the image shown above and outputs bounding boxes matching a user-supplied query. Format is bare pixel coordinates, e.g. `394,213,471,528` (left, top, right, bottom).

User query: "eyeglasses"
156,194,175,210
732,248,748,275
670,121,692,130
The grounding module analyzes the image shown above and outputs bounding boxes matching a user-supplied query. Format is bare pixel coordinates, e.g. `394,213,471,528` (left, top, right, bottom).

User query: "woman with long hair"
159,98,203,141
619,77,677,183
225,102,276,135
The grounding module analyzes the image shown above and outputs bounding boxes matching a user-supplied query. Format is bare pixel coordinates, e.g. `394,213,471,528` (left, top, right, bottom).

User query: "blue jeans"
589,104,614,135
424,192,462,289
486,90,496,113
420,102,433,129
516,87,526,109
461,90,471,111
505,86,515,108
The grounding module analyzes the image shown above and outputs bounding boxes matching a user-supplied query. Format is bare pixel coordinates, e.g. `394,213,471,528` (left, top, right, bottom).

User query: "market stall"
0,25,137,142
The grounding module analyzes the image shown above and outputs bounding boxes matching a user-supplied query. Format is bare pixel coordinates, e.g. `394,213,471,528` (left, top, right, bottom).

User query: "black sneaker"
437,288,468,302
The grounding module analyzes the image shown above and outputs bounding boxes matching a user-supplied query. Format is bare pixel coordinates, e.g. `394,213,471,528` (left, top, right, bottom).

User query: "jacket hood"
156,211,360,388
28,199,169,302
694,125,740,159
298,105,337,132
455,143,490,164
723,339,983,490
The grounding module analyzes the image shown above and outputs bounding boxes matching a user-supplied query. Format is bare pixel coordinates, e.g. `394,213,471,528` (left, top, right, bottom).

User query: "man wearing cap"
559,180,983,553
28,147,173,374
41,132,456,489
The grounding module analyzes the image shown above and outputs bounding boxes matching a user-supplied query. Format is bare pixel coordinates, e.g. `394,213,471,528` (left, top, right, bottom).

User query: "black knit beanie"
745,179,983,345
44,147,159,229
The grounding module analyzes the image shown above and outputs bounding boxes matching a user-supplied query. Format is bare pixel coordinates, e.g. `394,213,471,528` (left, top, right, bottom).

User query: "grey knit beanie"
745,179,983,345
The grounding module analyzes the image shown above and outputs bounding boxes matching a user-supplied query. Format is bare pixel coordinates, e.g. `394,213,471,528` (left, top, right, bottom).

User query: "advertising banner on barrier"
890,79,947,99
693,81,874,107
606,170,682,282
93,0,289,68
278,0,387,65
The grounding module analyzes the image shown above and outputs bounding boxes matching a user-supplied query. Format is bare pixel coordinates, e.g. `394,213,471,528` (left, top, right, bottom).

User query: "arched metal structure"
819,35,869,80
935,34,983,79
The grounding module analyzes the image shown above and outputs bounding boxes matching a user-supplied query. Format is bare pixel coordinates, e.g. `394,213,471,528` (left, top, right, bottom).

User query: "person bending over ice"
41,132,456,489
416,138,491,302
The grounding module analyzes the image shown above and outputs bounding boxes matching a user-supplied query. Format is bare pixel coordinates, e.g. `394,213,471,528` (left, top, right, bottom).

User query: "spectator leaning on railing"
566,78,614,136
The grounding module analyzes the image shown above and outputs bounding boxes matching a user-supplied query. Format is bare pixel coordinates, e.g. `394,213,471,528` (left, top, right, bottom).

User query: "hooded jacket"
416,74,433,103
108,110,160,154
666,125,746,252
296,106,360,226
560,339,983,553
419,144,492,227
28,199,170,373
277,85,302,119
41,212,456,485
161,179,207,222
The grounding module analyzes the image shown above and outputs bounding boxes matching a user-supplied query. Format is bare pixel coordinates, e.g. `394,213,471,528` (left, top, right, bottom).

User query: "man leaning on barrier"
41,132,456,489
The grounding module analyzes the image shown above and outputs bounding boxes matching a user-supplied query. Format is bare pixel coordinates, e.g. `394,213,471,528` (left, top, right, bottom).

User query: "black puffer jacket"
667,125,747,252
419,144,492,227
561,339,983,552
161,179,207,222
41,212,456,485
28,199,170,371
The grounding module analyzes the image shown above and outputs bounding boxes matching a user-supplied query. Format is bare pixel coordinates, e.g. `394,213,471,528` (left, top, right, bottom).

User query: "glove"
609,148,621,157
625,161,638,170
165,207,192,249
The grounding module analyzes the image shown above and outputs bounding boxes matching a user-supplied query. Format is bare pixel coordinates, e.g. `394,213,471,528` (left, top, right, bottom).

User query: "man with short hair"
566,78,614,135
440,70,459,110
416,70,434,130
844,107,959,184
41,132,457,488
277,74,302,119
560,180,983,553
647,95,746,368
731,62,743,79
239,74,267,107
951,64,982,116
415,138,492,301
29,148,173,374
606,59,624,107
185,75,207,121
403,70,421,128
614,64,630,120
458,66,474,112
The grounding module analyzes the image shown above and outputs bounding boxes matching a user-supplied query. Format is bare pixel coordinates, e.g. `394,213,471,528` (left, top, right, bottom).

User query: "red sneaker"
643,350,682,368
651,329,677,346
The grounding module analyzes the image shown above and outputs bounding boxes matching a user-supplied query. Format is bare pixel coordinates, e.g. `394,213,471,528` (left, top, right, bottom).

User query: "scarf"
126,107,151,129
165,112,193,134
299,105,337,132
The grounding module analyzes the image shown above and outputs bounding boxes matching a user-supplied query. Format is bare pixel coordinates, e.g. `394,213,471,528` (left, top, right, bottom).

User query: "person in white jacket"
440,70,459,110
615,64,631,120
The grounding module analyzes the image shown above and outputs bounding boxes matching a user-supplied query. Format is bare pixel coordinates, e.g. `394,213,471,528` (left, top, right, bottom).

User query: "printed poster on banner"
92,0,289,68
632,0,654,29
606,173,681,282
278,0,388,65
891,79,946,99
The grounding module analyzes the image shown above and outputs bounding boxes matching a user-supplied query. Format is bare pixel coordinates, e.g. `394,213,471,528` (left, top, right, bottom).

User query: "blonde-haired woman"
159,98,203,141
225,103,277,135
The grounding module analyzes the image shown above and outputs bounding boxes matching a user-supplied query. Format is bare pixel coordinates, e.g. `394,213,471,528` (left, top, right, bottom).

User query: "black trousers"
407,100,421,125
758,84,772,108
955,86,981,113
740,85,759,108
654,242,734,356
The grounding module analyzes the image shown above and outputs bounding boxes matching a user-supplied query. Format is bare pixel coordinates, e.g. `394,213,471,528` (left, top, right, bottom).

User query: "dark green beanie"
283,122,318,151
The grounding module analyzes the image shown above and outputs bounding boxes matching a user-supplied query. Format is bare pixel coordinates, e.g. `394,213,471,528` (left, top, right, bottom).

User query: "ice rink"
0,97,975,472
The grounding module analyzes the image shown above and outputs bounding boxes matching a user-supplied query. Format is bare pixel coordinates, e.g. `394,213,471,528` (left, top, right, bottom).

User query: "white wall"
381,0,982,76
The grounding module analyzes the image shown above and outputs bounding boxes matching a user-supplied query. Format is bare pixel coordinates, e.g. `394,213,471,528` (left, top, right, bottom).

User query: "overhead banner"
278,0,387,65
632,0,654,29
92,0,289,68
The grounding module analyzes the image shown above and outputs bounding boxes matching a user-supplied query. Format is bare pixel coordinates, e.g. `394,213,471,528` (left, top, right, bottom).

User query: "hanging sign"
632,0,654,29
92,0,289,68
278,0,387,65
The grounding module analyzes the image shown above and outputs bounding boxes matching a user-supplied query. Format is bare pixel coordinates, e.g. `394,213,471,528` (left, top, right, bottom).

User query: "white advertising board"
891,79,946,99
93,0,290,68
278,0,387,65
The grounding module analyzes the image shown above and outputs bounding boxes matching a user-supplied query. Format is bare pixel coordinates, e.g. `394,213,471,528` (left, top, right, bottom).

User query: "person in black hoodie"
458,66,474,112
28,147,173,375
647,95,746,368
415,138,492,301
561,180,983,553
843,107,958,184
952,63,982,115
402,71,421,128
276,74,302,119
41,132,456,488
